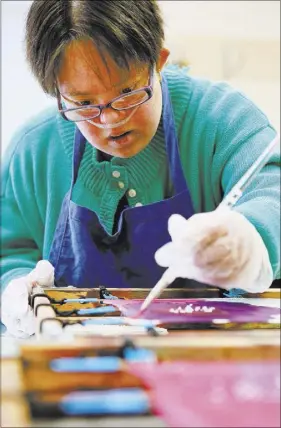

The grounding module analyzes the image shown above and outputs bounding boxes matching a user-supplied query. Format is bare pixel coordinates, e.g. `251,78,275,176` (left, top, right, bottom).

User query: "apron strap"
161,75,188,194
69,128,87,198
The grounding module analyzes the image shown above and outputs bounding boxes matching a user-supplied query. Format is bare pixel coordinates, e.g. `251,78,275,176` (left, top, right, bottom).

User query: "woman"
1,0,280,337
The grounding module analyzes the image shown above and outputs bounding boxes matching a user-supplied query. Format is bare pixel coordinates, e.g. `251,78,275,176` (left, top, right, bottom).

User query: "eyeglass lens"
63,90,150,122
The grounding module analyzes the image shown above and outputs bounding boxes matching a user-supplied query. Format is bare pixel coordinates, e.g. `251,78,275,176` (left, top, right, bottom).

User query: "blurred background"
1,0,280,155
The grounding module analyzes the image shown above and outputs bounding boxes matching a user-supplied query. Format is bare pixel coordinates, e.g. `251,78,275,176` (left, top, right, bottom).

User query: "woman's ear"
157,47,170,73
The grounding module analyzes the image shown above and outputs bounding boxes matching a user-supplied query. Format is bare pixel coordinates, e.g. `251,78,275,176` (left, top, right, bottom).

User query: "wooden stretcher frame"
30,286,280,335
42,285,281,299
24,285,280,367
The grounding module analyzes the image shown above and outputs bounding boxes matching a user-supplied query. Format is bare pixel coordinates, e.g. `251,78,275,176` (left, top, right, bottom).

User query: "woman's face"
57,40,169,158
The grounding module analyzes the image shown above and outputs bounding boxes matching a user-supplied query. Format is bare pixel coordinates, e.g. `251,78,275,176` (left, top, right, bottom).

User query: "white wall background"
161,1,280,133
2,1,54,155
1,1,280,155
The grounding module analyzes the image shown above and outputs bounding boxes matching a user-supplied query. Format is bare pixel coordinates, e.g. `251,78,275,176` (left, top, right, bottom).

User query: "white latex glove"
1,260,55,338
155,208,273,293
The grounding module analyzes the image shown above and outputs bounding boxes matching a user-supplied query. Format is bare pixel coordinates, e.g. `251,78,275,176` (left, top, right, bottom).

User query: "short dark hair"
25,0,165,96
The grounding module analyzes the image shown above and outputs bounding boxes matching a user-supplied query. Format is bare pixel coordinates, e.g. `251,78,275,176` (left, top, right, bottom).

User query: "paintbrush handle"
140,268,176,313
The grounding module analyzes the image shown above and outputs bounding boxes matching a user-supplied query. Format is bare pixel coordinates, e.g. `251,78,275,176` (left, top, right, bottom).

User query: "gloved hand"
1,260,55,338
155,208,273,293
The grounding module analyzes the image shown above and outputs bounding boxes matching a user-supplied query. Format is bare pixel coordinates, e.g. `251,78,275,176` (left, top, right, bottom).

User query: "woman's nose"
99,107,126,125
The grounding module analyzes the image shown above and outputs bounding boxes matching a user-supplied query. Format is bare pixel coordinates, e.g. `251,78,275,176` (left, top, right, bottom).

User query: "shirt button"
118,181,125,189
128,189,137,198
112,170,120,178
135,202,143,207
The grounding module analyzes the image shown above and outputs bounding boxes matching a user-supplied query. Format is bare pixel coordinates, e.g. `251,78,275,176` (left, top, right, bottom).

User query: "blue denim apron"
48,76,195,289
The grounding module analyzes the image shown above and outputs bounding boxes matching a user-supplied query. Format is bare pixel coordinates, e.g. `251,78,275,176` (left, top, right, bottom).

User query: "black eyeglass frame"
56,71,154,123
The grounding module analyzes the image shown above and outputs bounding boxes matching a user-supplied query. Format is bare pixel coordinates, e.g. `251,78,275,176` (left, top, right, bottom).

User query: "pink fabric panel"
129,361,280,427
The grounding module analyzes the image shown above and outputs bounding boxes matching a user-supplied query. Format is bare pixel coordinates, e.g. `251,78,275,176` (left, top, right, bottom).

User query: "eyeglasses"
57,72,154,123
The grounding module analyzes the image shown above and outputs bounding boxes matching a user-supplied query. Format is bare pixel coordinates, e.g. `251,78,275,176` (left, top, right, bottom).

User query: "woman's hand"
1,260,54,338
155,208,273,293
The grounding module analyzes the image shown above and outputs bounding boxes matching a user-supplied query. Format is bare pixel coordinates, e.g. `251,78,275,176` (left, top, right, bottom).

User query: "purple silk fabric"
103,298,280,324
